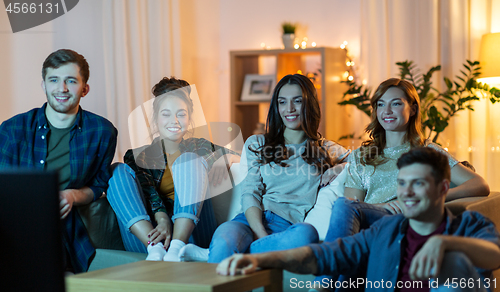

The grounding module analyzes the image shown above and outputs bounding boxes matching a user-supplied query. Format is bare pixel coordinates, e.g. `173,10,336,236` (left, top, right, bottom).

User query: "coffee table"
66,260,283,292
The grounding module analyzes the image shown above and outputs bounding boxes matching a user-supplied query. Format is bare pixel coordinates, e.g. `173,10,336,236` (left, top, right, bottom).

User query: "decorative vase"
282,33,295,49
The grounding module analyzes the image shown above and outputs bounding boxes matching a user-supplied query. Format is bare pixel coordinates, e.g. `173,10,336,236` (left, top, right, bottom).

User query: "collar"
398,207,456,234
37,102,84,131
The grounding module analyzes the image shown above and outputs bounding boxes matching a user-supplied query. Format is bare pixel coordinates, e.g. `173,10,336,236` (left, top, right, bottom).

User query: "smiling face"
156,95,190,143
278,83,303,131
397,163,448,222
376,87,416,133
42,63,89,117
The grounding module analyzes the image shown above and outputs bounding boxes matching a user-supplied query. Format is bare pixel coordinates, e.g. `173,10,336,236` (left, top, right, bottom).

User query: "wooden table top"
66,261,283,292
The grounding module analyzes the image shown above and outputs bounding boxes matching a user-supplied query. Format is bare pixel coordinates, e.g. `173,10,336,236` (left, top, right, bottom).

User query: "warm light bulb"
261,42,266,48
343,41,348,45
294,44,299,49
343,71,349,78
340,44,345,49
266,46,271,50
297,70,303,74
346,61,351,66
348,75,354,81
351,62,355,66
312,42,316,47
301,41,307,49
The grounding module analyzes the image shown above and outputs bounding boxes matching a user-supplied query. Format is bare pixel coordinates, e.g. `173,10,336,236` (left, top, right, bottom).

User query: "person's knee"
438,251,475,279
111,162,135,178
173,152,207,170
289,223,319,243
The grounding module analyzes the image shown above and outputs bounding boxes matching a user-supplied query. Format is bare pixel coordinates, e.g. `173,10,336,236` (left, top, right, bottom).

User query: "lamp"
478,32,500,84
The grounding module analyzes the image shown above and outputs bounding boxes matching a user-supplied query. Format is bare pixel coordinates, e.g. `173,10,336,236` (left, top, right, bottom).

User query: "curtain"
102,0,183,161
360,0,500,190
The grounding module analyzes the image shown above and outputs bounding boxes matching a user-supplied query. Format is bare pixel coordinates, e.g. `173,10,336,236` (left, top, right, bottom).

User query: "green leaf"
444,77,453,89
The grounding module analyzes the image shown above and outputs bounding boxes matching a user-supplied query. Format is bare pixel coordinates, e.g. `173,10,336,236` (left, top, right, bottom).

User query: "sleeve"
324,140,350,164
123,149,167,214
457,211,500,247
88,124,118,201
0,121,15,168
309,219,378,277
187,138,240,170
240,135,266,213
344,148,366,191
426,142,459,168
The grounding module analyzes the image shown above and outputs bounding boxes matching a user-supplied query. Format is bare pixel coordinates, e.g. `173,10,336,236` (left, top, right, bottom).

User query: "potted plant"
281,22,296,49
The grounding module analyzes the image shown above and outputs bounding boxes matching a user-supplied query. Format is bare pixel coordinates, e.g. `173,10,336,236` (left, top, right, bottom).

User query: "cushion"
78,197,125,250
304,163,349,241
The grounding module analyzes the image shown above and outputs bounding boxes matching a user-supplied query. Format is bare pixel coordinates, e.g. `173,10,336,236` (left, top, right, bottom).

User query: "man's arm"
216,246,317,276
59,186,94,219
409,235,500,280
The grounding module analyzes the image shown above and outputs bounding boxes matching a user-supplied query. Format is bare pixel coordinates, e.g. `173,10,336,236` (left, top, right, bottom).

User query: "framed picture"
240,74,276,101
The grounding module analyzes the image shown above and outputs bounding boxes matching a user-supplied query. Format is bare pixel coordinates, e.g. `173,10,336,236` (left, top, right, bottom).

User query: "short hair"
397,147,451,184
42,49,90,84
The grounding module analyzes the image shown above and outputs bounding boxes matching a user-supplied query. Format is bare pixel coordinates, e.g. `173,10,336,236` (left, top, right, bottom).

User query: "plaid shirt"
124,137,237,216
0,103,117,273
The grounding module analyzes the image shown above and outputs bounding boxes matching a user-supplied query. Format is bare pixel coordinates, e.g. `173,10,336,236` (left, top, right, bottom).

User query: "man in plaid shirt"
0,49,117,273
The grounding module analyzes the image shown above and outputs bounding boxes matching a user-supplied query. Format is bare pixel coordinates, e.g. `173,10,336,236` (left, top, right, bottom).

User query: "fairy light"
261,42,266,49
297,70,303,74
311,42,316,47
348,75,354,81
294,44,299,49
301,41,307,49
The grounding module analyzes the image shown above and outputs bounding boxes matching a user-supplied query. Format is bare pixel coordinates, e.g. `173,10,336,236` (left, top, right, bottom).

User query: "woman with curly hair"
107,77,239,262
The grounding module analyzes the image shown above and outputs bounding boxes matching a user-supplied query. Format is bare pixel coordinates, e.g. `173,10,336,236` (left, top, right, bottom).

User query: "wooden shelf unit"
230,47,349,141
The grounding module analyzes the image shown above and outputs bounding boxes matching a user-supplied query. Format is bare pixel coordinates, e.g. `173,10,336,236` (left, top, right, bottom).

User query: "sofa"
79,163,500,292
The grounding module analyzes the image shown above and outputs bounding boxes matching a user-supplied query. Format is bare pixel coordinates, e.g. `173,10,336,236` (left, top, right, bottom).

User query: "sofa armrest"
445,192,500,232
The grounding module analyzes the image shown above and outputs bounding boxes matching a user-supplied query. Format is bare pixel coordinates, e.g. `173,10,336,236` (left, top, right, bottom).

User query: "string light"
294,44,299,49
312,42,317,47
261,42,266,49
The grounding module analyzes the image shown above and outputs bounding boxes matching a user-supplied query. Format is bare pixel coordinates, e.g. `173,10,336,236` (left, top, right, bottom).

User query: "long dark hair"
250,74,336,172
360,78,425,166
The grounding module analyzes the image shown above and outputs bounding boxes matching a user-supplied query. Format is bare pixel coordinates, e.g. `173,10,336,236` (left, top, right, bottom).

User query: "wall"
217,0,362,124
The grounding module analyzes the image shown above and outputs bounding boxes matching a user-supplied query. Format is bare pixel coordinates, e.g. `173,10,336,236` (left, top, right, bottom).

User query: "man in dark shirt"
217,147,500,291
0,49,117,273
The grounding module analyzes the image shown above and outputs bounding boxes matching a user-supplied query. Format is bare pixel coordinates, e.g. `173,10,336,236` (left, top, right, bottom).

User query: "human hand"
216,254,259,276
409,235,446,280
59,190,76,219
320,164,345,187
148,217,172,249
381,201,403,214
209,157,231,187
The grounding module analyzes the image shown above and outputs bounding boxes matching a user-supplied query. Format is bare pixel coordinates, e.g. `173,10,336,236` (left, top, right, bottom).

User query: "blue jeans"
317,197,393,291
432,252,488,292
207,211,319,263
107,152,217,253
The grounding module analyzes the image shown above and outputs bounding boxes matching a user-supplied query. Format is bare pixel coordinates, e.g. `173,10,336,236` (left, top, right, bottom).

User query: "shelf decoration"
240,74,276,101
281,22,296,49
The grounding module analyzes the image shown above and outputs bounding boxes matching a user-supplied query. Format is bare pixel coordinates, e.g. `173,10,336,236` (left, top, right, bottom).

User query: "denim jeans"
107,152,217,253
316,197,393,291
207,210,319,263
432,252,489,292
